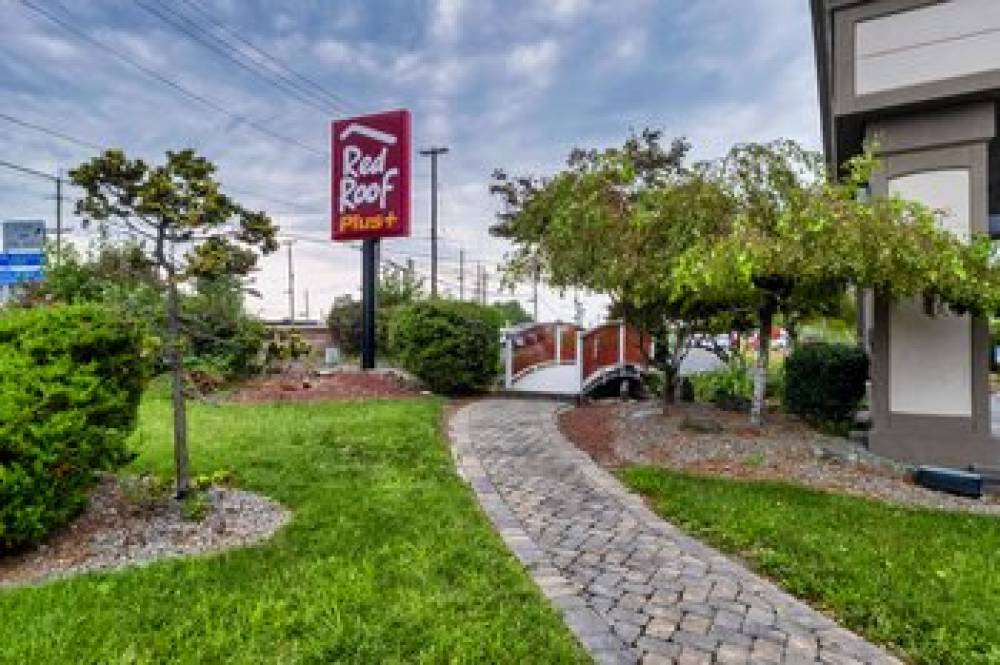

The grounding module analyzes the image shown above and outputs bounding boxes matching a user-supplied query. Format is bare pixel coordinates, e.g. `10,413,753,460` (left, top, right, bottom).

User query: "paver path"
449,399,902,665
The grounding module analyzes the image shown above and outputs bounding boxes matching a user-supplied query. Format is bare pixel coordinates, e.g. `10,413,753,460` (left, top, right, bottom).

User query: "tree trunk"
750,304,774,428
661,327,688,411
661,362,675,409
786,319,799,352
166,276,191,498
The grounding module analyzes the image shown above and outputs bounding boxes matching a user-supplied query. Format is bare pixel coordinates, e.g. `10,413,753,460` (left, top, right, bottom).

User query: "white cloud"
609,29,647,67
16,33,79,61
0,0,821,323
506,39,560,86
547,0,590,22
430,0,463,43
313,38,374,71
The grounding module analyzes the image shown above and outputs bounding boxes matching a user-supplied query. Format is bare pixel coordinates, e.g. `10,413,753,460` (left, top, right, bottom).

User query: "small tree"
673,143,1000,425
71,149,278,497
491,130,722,403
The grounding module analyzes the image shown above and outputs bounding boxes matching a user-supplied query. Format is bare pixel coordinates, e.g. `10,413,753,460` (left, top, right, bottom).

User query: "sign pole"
331,109,411,370
361,238,379,370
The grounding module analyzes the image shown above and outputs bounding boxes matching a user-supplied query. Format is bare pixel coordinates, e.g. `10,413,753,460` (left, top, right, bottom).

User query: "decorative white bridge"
501,321,654,397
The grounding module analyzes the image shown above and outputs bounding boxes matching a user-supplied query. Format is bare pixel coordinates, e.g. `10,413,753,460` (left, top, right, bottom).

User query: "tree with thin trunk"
672,142,1000,426
490,130,737,405
71,149,278,497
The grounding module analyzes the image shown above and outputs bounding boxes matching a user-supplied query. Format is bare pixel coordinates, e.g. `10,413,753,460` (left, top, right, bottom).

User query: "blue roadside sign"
0,250,44,285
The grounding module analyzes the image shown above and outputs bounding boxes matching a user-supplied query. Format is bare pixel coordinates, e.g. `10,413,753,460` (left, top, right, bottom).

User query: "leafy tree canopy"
492,132,1000,423
69,148,279,496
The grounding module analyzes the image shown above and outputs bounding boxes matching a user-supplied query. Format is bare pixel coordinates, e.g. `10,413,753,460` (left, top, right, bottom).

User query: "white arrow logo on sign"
338,123,397,145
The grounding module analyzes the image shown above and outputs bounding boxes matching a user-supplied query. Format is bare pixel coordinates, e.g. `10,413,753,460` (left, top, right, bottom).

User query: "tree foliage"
493,131,1000,425
70,148,278,496
491,130,743,402
326,263,425,358
0,304,145,550
391,300,501,394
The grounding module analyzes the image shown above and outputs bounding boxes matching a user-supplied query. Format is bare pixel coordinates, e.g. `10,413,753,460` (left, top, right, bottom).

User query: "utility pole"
419,146,448,298
482,270,489,305
0,159,63,264
475,262,482,303
284,239,295,322
55,173,62,265
459,249,465,300
532,264,540,322
303,289,310,320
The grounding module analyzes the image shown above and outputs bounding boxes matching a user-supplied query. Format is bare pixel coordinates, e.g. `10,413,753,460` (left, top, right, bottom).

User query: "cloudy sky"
0,0,820,324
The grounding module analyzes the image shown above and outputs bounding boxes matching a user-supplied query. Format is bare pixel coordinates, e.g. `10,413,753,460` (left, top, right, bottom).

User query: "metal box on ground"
914,466,984,498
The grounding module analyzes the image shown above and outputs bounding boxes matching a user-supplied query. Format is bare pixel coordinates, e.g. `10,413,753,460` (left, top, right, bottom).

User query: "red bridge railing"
504,321,652,392
510,323,582,378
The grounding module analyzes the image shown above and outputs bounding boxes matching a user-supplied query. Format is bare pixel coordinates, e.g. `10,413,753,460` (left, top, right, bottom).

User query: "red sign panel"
331,109,411,241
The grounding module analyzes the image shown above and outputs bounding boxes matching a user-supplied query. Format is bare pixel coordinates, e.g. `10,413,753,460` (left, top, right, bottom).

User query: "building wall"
866,112,997,465
855,0,1000,96
814,0,1000,465
887,170,972,416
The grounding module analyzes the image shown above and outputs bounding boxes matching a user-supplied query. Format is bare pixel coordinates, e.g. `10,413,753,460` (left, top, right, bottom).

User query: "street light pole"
419,146,448,298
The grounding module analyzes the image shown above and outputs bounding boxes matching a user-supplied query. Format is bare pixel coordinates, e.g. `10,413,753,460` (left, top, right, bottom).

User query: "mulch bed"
559,399,1000,515
0,476,289,588
227,369,423,403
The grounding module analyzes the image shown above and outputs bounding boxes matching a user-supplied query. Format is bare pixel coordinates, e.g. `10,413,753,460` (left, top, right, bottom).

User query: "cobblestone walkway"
449,399,902,665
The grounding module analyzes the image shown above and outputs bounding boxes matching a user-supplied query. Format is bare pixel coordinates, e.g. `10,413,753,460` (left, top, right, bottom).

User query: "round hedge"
390,300,501,395
0,303,146,550
782,342,869,426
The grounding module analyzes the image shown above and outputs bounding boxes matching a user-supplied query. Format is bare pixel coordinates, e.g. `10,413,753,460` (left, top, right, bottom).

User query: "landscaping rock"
559,400,1000,516
0,476,290,587
679,414,724,434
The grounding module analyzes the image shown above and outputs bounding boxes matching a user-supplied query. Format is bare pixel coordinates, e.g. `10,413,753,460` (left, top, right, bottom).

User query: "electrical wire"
0,111,103,152
0,113,319,223
175,0,362,114
133,0,349,117
19,0,325,157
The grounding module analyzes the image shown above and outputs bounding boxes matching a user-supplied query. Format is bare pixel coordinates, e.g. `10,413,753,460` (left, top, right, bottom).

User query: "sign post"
331,109,411,370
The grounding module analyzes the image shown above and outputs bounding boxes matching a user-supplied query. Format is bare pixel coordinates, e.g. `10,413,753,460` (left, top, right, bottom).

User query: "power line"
0,158,56,182
175,0,362,115
222,185,321,213
0,112,320,222
0,111,103,152
19,0,325,157
133,0,348,117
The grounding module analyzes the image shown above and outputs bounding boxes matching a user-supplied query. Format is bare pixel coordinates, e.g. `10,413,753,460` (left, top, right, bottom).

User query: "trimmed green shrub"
0,304,146,550
690,359,753,411
390,300,500,395
783,342,868,427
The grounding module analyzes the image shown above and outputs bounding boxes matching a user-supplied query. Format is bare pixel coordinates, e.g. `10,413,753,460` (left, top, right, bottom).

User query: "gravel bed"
560,399,1000,516
0,476,290,587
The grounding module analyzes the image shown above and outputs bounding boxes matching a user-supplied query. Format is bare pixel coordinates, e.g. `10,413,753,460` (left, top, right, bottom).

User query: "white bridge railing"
501,321,653,396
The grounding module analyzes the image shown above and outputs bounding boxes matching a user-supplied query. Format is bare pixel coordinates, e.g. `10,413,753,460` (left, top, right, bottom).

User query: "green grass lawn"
0,395,587,664
620,466,1000,665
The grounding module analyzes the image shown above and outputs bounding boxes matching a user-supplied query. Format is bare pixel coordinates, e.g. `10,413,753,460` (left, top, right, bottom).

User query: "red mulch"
557,401,622,465
227,371,423,403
